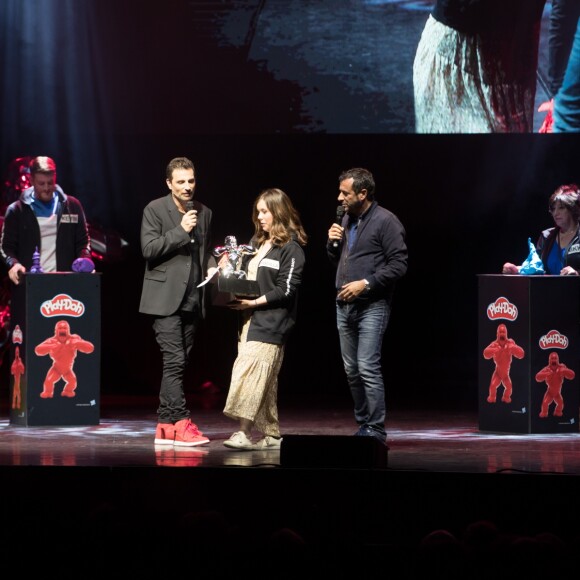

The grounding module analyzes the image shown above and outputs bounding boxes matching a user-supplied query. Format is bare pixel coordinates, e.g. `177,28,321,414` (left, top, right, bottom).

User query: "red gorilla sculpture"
34,320,94,398
483,323,525,404
10,345,25,409
535,352,575,418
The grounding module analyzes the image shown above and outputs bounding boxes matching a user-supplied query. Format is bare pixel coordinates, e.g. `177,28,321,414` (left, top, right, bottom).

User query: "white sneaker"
223,431,254,450
253,436,282,450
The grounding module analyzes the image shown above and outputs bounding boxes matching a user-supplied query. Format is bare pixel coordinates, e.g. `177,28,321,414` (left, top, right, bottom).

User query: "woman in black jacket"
223,188,308,450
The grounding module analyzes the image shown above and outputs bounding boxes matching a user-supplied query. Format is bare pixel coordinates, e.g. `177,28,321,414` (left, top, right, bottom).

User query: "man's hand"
538,99,554,134
181,209,197,233
8,263,25,285
328,223,344,245
337,280,367,302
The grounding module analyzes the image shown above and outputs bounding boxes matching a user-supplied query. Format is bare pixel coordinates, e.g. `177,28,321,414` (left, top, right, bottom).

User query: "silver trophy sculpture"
213,236,256,279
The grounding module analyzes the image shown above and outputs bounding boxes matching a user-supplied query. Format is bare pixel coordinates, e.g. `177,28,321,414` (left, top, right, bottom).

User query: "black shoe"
355,425,388,446
354,425,373,437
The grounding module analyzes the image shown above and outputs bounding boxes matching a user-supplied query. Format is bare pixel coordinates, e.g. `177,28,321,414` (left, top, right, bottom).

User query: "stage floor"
2,394,580,474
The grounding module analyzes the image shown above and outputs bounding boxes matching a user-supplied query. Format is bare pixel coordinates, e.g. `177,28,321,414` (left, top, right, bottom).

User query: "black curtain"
0,0,127,229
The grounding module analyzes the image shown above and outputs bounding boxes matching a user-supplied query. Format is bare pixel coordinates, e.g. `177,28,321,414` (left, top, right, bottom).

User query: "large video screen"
101,0,555,135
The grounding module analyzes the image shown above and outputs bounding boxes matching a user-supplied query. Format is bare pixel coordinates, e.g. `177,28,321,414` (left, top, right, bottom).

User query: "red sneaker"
173,419,210,447
154,422,176,445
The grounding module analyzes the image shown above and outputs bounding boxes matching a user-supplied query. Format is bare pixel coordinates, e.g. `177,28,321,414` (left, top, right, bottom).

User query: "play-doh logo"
40,294,85,317
12,324,23,344
487,297,518,321
539,330,569,350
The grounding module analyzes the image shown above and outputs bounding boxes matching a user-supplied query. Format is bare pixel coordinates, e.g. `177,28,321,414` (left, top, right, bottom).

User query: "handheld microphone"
332,205,346,248
185,201,195,243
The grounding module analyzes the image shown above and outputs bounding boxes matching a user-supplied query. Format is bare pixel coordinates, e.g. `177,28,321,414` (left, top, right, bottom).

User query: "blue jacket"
327,201,408,304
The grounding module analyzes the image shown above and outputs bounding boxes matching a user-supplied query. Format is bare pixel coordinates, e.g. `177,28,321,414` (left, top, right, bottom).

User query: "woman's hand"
217,255,230,269
502,262,520,275
560,266,579,276
228,298,258,310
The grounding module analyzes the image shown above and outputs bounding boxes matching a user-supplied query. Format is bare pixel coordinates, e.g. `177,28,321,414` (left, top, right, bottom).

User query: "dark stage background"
1,1,578,413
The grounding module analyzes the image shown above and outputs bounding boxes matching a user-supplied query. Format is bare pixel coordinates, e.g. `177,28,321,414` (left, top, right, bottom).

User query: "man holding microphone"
139,157,217,446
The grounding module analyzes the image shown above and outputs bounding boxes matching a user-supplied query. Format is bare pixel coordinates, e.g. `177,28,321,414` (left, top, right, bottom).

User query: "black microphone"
186,201,195,243
332,205,345,248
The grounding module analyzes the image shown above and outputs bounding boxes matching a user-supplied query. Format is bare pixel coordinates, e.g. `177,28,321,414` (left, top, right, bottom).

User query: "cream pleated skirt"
413,15,536,133
223,316,285,438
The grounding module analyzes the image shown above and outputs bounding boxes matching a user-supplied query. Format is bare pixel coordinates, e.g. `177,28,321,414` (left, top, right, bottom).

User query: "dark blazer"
139,194,215,317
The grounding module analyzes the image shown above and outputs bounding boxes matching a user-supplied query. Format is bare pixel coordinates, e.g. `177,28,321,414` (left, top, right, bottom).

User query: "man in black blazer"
139,157,217,446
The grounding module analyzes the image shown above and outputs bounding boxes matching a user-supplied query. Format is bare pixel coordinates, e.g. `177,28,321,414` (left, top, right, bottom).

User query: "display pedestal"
478,275,580,434
8,273,101,426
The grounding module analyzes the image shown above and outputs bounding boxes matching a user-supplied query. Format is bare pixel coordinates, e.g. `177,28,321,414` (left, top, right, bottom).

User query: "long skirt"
413,14,537,133
223,320,284,437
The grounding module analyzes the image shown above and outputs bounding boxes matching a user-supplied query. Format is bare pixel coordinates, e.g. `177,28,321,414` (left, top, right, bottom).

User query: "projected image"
0,1,574,139
186,0,568,134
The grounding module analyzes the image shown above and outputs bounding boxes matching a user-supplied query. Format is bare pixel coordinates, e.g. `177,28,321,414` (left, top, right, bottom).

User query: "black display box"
478,275,580,434
8,273,101,426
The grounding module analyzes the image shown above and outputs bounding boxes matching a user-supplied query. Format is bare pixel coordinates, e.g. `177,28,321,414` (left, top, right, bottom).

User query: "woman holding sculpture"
222,188,308,450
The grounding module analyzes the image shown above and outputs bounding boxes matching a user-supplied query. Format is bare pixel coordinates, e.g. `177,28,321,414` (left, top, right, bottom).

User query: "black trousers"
152,310,198,423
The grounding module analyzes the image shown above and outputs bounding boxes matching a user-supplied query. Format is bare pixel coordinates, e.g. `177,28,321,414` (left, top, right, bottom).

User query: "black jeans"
153,310,198,423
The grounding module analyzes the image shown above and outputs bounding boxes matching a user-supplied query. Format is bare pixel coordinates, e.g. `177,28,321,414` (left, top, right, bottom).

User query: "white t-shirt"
37,214,58,272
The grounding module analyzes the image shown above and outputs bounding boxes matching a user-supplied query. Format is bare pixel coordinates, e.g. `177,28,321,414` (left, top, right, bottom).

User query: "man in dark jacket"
327,167,408,445
0,156,93,284
139,157,216,447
